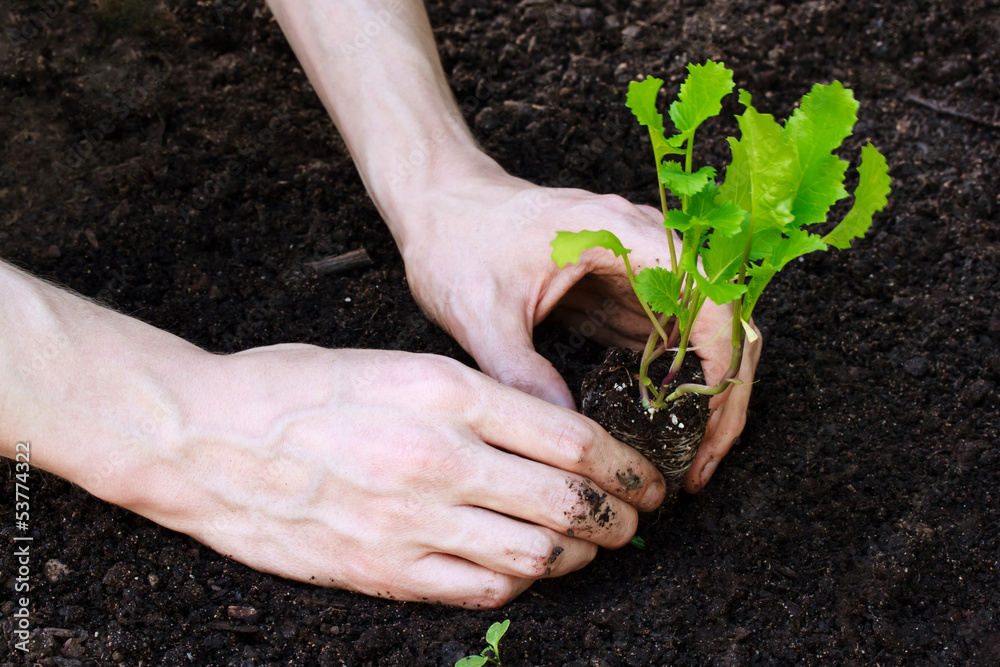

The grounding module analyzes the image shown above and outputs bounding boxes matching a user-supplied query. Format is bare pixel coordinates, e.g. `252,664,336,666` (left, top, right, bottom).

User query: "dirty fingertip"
634,472,667,510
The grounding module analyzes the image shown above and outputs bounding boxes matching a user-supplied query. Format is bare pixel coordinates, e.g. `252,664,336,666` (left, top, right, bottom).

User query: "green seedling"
551,60,891,411
455,619,510,667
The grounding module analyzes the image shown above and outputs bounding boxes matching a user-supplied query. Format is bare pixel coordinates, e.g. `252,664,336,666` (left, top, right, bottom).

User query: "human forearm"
265,0,501,248
0,261,204,506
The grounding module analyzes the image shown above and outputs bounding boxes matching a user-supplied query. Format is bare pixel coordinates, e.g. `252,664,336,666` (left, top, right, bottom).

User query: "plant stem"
657,179,678,275
622,254,671,344
681,130,695,211
651,128,679,276
638,327,659,405
676,207,756,404
653,294,704,408
661,334,744,403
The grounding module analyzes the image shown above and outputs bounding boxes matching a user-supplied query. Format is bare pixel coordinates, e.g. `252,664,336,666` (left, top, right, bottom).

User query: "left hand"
393,161,761,492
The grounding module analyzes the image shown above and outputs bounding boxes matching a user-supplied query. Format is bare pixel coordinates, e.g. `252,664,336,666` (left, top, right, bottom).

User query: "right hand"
129,345,666,607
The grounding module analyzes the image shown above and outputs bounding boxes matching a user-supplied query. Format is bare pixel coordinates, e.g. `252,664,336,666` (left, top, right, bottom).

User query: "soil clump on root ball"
581,347,710,512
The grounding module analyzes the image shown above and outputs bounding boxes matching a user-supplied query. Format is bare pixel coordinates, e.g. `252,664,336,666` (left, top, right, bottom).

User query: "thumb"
469,322,576,410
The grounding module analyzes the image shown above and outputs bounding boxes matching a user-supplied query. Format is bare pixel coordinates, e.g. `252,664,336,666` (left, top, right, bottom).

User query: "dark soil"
2,0,999,665
581,347,710,513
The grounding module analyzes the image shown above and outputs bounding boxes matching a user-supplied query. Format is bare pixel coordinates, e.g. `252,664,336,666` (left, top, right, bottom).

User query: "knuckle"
515,534,560,579
473,576,520,609
494,367,536,395
551,477,633,544
555,420,595,466
390,431,438,479
417,355,476,408
597,193,636,215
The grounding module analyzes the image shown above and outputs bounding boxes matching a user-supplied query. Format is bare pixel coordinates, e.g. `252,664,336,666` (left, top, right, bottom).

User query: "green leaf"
770,228,828,269
627,77,665,137
668,60,735,143
663,209,694,233
666,134,687,149
692,270,747,305
823,143,891,249
719,90,797,233
783,82,859,227
485,620,510,648
635,267,682,316
789,155,850,228
702,231,746,283
657,162,717,198
784,82,859,168
700,202,746,236
742,259,778,320
455,657,489,667
748,227,782,261
551,230,631,268
685,188,748,236
627,77,683,162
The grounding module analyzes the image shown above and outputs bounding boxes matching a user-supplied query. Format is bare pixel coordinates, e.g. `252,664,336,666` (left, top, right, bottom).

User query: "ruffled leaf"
550,230,630,268
658,162,717,198
719,90,797,233
823,143,891,249
635,267,682,316
668,60,735,144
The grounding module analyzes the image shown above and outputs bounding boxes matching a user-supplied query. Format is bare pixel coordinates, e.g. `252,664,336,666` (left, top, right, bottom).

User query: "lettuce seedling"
552,60,891,410
455,619,510,667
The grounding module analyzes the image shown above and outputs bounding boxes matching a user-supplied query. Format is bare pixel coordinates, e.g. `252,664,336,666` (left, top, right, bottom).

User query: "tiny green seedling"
455,619,510,667
551,60,891,412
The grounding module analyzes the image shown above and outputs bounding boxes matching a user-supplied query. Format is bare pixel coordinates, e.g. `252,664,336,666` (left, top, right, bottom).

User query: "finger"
461,443,640,548
466,311,577,410
400,553,534,608
431,505,597,579
465,377,667,512
684,322,762,493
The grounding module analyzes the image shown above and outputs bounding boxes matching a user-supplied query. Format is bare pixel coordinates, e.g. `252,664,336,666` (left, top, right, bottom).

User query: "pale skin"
0,0,760,606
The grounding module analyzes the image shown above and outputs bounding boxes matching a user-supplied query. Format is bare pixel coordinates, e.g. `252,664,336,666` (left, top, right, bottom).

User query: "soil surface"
2,0,1000,665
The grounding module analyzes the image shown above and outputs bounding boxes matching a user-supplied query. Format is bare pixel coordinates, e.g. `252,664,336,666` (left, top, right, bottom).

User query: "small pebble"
45,559,71,584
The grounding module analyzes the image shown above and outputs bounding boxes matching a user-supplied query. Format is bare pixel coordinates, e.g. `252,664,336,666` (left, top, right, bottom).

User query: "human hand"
129,345,666,606
391,162,760,492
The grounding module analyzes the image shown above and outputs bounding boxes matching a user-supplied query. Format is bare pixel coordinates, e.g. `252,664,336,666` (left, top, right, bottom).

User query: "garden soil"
2,0,999,664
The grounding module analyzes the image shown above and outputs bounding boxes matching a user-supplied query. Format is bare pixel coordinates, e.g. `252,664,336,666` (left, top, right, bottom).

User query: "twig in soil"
306,248,373,275
905,93,1000,130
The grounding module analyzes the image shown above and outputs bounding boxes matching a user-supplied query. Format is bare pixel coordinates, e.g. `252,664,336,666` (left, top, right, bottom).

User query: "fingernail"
700,460,718,489
637,475,666,510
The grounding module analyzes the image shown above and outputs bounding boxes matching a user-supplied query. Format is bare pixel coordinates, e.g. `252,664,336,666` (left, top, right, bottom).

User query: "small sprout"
630,535,647,549
455,619,510,667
